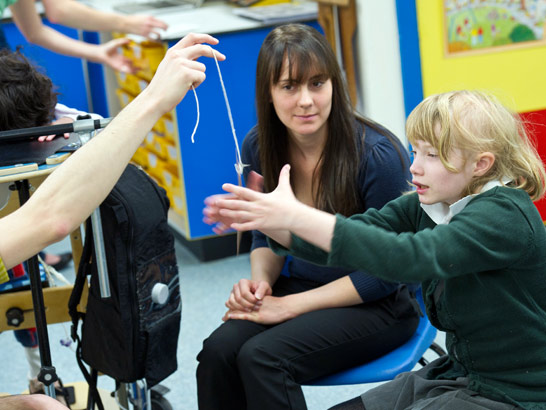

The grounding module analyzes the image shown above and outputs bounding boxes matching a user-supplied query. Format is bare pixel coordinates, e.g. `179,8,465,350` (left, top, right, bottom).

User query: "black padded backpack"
68,164,180,403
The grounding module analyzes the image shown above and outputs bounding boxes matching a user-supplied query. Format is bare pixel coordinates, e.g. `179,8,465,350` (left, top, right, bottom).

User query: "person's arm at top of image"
0,33,225,270
41,0,168,39
10,0,136,73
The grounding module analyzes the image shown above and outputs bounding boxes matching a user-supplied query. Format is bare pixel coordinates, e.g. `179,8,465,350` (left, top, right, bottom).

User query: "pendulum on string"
189,48,247,254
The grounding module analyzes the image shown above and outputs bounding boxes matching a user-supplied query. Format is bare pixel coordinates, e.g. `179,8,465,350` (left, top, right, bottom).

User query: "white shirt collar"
420,179,510,225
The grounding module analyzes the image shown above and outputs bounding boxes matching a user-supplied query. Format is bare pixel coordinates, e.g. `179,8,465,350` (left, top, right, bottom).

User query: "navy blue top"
241,119,413,302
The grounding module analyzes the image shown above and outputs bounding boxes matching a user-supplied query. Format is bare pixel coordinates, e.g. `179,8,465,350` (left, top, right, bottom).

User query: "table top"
86,0,317,40
2,0,318,41
0,162,63,184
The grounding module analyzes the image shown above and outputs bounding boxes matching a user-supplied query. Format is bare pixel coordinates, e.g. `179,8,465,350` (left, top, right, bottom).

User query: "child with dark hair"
0,48,57,131
0,49,101,405
0,32,222,408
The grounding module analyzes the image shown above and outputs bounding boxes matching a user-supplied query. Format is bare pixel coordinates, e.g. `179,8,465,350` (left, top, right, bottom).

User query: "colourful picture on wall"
444,0,546,54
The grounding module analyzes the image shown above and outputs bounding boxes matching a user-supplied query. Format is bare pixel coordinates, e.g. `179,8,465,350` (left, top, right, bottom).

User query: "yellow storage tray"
153,135,175,160
131,145,149,169
131,40,167,81
116,88,135,108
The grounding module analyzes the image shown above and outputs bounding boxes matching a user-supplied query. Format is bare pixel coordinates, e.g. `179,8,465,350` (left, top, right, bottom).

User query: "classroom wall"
356,0,407,145
416,1,546,111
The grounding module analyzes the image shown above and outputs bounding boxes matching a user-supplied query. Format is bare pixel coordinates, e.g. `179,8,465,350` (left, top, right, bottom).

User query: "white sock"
24,346,41,382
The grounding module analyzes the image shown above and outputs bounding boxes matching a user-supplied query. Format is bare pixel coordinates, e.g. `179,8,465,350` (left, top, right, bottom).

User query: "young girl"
198,23,420,410
213,90,546,410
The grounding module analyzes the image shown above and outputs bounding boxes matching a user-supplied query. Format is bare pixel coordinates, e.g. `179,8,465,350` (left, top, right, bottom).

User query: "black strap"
68,219,93,340
74,333,105,410
404,285,424,317
67,219,105,410
409,295,424,317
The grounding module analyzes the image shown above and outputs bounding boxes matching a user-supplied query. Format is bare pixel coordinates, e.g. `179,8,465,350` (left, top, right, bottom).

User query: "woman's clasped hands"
223,277,303,325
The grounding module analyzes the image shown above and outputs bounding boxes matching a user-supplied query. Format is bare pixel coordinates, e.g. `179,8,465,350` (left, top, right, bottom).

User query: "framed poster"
444,0,546,55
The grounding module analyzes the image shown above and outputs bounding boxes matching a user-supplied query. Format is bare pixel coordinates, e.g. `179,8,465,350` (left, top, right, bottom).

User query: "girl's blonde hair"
406,90,546,200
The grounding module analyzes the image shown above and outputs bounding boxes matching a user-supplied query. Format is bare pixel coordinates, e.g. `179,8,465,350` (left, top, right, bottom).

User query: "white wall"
354,0,408,145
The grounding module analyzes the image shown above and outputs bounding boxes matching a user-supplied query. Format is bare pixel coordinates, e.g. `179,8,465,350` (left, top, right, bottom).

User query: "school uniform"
274,185,546,409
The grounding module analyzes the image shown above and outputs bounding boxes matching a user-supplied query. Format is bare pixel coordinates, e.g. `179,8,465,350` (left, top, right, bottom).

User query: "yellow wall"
416,0,546,113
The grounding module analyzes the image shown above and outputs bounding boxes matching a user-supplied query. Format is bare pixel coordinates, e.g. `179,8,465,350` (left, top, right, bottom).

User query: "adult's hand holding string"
140,33,225,117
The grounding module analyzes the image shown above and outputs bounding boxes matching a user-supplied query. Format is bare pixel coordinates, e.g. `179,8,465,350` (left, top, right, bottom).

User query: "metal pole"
16,179,58,399
77,127,111,299
90,208,111,298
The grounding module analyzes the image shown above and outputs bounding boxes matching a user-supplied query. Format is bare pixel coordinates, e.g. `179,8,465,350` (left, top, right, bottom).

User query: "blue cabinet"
171,27,271,239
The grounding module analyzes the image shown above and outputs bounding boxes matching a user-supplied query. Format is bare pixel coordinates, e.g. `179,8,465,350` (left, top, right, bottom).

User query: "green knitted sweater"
273,187,546,409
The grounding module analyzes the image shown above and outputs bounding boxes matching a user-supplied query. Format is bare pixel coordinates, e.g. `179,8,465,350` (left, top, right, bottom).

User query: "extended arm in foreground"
0,33,224,269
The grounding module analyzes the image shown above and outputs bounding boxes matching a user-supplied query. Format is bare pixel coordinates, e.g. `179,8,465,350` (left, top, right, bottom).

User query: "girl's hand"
97,37,136,73
38,117,74,142
203,171,264,234
218,164,298,232
203,193,237,234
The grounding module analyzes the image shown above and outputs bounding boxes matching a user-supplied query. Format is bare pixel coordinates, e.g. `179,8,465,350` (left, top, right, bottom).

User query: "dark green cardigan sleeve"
271,188,536,283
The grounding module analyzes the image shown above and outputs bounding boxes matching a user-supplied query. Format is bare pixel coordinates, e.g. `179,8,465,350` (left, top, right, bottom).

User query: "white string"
211,50,245,175
190,85,200,144
188,48,246,176
37,254,72,287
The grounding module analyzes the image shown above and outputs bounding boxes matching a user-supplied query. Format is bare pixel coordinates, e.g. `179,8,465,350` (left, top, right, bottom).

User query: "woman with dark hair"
198,23,420,410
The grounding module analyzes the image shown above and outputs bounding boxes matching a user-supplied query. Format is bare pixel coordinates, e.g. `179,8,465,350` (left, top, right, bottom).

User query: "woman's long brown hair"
255,24,362,216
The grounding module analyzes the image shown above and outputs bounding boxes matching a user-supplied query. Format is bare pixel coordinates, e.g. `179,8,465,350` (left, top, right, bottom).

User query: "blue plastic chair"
307,289,445,386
